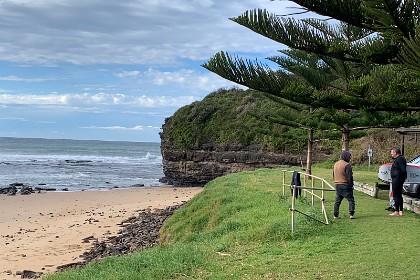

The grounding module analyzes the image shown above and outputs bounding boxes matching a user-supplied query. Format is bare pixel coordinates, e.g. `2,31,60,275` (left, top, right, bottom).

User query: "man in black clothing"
389,147,407,216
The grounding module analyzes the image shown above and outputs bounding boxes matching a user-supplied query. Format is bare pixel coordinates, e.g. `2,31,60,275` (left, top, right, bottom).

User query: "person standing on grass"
390,147,407,216
333,150,355,219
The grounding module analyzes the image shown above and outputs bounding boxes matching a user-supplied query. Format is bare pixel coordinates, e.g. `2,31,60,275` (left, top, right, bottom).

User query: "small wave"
145,152,157,160
0,139,164,191
0,153,151,164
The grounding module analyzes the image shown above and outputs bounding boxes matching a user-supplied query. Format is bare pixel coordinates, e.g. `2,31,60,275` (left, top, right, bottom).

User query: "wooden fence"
281,170,335,233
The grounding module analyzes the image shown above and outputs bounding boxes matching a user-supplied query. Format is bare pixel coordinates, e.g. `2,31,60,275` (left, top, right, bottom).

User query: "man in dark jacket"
333,150,355,219
390,147,407,216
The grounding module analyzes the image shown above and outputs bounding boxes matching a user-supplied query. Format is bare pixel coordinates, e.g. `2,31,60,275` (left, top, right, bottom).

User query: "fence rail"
282,170,335,233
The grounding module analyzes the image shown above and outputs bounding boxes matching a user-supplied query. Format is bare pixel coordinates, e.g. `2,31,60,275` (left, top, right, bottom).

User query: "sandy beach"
0,186,203,280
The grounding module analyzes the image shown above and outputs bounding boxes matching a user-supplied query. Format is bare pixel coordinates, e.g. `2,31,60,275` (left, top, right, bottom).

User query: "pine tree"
202,0,420,170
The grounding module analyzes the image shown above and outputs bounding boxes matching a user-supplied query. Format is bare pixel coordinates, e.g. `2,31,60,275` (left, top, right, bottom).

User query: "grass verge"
44,167,420,280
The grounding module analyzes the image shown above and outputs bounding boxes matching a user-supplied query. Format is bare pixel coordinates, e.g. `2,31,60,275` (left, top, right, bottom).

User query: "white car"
378,155,420,198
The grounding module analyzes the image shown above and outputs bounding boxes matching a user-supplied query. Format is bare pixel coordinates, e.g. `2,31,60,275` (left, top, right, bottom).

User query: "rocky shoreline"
11,203,184,279
0,182,146,196
0,183,59,196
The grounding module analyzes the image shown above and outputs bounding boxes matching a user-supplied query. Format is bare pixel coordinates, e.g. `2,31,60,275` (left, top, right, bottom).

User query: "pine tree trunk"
342,125,350,151
306,127,313,175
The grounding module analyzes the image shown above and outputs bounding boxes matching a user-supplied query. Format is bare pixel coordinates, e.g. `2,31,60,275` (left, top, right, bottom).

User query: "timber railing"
281,170,335,233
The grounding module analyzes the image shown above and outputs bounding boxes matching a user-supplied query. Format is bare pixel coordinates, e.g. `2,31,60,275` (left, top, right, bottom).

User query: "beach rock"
57,203,184,272
35,187,57,192
10,182,25,187
64,160,93,165
7,186,17,196
0,186,15,195
82,235,96,243
56,262,86,271
1,184,35,196
20,186,33,195
16,270,43,279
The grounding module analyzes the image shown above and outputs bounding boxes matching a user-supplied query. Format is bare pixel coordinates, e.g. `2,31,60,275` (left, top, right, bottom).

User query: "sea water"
0,137,164,191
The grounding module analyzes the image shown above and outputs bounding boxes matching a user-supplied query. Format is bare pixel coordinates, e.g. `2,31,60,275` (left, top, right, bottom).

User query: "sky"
0,0,301,143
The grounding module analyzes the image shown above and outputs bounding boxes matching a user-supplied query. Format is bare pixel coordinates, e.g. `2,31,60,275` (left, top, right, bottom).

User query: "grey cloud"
0,0,291,65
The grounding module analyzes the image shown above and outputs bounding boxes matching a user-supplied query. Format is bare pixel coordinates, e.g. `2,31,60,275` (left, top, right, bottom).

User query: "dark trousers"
334,185,355,217
392,178,404,212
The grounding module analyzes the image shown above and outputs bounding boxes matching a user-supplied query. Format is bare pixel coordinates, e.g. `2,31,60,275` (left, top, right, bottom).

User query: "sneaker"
334,216,340,219
350,215,355,219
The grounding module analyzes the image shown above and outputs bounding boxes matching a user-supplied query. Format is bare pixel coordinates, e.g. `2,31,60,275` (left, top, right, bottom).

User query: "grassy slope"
45,167,420,280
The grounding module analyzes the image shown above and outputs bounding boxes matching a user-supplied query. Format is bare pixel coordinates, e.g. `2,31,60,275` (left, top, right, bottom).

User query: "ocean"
0,137,164,191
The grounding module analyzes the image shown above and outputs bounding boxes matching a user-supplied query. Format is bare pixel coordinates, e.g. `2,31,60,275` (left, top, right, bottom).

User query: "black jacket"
391,155,407,181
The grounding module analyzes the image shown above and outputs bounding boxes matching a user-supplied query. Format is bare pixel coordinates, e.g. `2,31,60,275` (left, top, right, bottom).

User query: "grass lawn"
44,167,420,280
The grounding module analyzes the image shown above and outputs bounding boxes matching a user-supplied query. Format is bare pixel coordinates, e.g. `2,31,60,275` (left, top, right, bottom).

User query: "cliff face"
160,135,309,187
159,88,331,187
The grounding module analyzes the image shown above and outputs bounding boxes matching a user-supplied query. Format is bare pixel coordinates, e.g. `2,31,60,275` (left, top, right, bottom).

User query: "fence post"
321,181,329,224
374,182,379,198
311,176,315,207
291,186,296,233
282,170,286,196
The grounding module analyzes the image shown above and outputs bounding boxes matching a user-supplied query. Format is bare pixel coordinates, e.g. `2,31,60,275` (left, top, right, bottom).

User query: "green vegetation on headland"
162,87,420,165
45,167,420,280
162,88,309,152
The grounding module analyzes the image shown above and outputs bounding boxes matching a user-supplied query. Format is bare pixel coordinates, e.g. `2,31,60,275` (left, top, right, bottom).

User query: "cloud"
119,68,245,92
0,0,289,65
115,71,141,78
0,75,61,82
0,117,26,121
0,94,67,105
0,116,55,123
80,125,155,131
0,93,198,108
